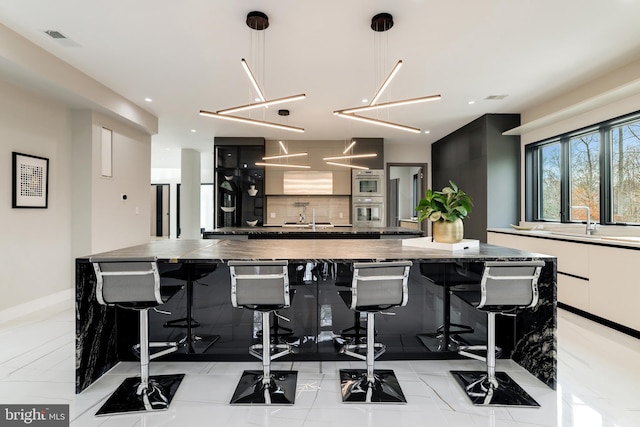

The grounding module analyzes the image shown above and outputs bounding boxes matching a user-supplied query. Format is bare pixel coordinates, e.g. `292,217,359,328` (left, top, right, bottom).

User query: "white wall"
0,81,72,312
0,80,154,314
89,112,152,254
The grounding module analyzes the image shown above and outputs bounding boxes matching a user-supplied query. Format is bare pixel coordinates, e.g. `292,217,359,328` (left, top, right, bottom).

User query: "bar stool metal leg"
451,313,539,407
230,311,298,405
449,260,545,407
339,312,406,404
96,309,185,415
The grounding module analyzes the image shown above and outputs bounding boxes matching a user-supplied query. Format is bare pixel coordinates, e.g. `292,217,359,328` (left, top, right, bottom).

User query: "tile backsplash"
265,195,351,225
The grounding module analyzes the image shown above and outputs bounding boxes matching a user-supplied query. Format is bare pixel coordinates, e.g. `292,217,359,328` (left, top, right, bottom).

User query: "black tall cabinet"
214,137,265,228
431,114,521,242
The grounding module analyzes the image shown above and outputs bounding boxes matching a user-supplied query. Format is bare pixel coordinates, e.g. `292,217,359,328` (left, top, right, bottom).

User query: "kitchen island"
76,238,556,393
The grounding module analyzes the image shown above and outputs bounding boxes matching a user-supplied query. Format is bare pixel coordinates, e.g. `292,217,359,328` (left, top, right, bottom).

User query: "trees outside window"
612,120,640,223
570,132,600,222
527,113,640,225
541,143,561,221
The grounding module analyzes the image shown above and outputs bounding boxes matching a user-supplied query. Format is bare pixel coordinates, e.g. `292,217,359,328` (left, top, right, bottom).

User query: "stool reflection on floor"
338,261,412,403
450,260,544,407
228,260,297,405
90,257,184,416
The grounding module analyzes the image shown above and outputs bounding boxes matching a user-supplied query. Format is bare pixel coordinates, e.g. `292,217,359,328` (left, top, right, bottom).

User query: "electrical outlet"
339,212,343,218
270,212,276,218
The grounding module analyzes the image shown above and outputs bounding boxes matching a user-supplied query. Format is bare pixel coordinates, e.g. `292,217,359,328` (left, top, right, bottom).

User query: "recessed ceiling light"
468,100,475,105
254,97,261,102
190,129,197,133
362,98,368,103
424,130,430,134
144,97,153,102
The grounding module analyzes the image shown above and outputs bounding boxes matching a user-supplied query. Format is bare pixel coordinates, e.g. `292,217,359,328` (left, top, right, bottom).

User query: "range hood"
282,171,333,195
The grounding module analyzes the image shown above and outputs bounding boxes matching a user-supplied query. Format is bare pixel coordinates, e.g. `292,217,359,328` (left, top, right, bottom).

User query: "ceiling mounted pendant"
260,110,310,168
200,11,306,133
333,13,441,134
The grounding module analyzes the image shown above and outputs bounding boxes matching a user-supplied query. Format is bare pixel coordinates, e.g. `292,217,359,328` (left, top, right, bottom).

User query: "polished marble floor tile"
0,305,639,426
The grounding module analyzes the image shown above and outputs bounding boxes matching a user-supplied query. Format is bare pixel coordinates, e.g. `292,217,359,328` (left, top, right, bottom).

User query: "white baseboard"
0,289,73,324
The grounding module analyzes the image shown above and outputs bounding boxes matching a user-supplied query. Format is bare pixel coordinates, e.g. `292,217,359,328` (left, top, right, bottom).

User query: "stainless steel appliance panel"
353,196,385,227
352,169,385,197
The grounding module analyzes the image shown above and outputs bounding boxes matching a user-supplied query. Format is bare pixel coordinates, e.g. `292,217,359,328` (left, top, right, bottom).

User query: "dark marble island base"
76,238,556,393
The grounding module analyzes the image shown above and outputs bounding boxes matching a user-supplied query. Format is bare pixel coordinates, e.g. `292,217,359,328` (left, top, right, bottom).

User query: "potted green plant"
415,180,473,243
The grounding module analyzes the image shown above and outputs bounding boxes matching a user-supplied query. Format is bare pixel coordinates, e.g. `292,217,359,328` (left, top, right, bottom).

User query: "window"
569,132,600,222
526,112,640,225
611,119,640,223
539,142,561,221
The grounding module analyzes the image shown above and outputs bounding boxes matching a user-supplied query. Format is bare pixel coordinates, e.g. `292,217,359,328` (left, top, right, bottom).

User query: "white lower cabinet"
488,231,640,332
588,245,640,331
557,274,589,312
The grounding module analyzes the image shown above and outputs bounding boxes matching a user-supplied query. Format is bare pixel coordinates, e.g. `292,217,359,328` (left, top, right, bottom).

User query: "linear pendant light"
337,94,441,114
322,153,377,160
334,111,421,133
278,140,288,153
369,60,403,106
199,110,305,133
262,152,308,160
200,13,305,133
343,140,356,154
332,13,441,134
255,162,310,169
325,161,369,170
217,94,306,115
241,58,266,102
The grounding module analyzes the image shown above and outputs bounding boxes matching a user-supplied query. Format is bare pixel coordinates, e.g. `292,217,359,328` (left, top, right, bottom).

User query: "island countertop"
80,237,554,262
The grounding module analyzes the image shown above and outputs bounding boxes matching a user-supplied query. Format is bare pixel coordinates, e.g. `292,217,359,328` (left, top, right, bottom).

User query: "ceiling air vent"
45,30,66,39
44,30,80,47
485,94,508,100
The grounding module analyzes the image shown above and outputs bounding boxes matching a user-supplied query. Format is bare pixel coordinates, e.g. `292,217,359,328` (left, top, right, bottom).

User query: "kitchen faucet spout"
571,205,596,235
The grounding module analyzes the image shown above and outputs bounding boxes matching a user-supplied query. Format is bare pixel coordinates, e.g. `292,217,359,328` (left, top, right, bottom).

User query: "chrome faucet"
571,205,596,235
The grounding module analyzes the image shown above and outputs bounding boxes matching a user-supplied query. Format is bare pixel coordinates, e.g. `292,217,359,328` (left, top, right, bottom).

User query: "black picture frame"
12,152,49,208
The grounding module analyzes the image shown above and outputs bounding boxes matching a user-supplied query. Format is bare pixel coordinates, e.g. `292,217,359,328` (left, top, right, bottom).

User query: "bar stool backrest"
351,261,412,309
478,261,545,311
229,260,290,309
91,257,162,306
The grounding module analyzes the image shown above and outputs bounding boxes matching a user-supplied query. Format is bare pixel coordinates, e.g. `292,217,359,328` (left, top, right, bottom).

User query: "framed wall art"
12,152,49,208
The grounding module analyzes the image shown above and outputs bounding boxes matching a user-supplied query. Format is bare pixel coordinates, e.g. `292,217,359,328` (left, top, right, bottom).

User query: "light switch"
270,212,276,218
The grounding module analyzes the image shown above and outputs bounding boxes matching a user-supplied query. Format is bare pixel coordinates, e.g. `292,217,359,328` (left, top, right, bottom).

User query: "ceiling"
2,1,640,168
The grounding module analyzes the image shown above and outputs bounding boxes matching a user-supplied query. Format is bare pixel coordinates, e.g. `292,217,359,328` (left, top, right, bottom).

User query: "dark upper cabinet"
431,114,521,242
216,146,238,169
351,138,384,169
215,137,265,169
214,137,265,228
238,145,264,169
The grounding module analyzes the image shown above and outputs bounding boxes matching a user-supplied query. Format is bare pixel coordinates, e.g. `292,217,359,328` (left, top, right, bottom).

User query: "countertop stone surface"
80,238,555,263
488,227,640,249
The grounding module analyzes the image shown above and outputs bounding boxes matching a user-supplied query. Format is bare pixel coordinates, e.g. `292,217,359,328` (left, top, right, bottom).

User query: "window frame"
525,111,640,226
